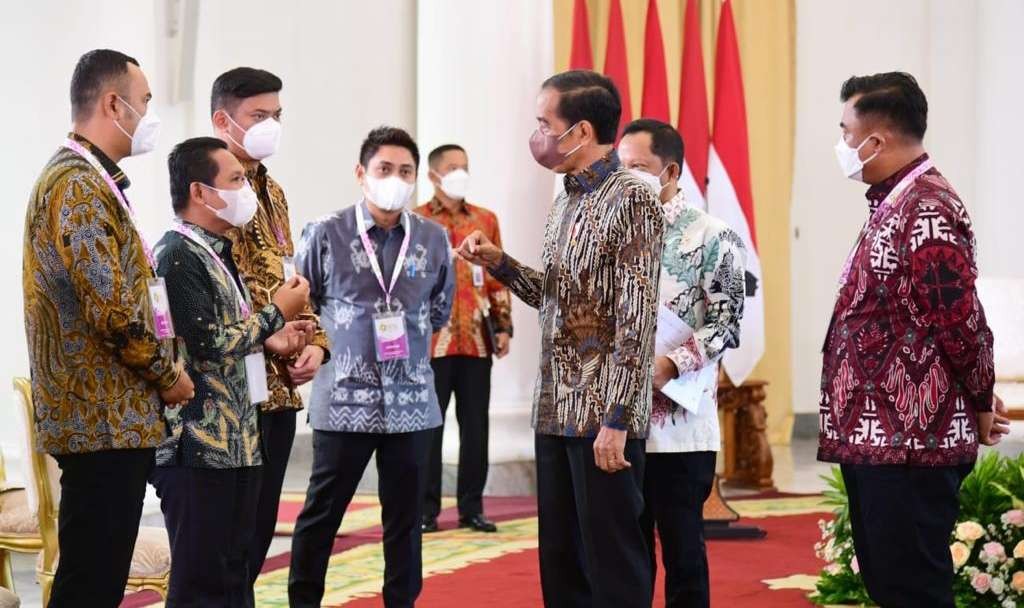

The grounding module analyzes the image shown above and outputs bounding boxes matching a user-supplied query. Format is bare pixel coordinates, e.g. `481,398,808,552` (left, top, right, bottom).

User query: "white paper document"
654,304,702,414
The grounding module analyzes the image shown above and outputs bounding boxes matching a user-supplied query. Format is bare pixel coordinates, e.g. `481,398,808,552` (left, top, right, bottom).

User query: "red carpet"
123,493,827,607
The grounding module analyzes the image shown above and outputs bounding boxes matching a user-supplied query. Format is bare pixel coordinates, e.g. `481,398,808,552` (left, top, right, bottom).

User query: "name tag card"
282,256,297,282
245,351,270,404
471,264,485,288
372,311,410,361
147,277,175,339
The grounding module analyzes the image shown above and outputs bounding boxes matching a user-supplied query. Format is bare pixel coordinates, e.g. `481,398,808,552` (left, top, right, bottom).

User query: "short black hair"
359,126,420,169
210,67,283,116
168,137,229,213
621,118,685,168
541,70,622,144
428,144,466,169
840,72,928,141
70,49,139,122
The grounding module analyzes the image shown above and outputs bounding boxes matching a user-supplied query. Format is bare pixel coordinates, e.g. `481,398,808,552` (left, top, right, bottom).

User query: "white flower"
1003,599,1016,608
990,576,1006,595
851,555,860,574
824,563,841,575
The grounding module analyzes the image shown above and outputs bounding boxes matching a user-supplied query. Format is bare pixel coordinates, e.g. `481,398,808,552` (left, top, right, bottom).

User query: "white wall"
790,0,1024,416
417,0,554,461
0,0,417,474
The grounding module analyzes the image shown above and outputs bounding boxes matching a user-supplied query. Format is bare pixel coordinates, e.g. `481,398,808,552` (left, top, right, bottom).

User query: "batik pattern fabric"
818,154,994,466
490,151,664,439
295,202,454,434
22,133,179,455
227,163,330,413
414,198,513,358
648,191,746,453
154,224,284,468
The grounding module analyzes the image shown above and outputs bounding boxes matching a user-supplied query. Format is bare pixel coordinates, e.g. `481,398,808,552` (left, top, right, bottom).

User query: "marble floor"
6,437,1022,607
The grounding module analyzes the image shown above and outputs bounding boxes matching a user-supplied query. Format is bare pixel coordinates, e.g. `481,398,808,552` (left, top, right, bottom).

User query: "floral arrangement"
811,451,1024,607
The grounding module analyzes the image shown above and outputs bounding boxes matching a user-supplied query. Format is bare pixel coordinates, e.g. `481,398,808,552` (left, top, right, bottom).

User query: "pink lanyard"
173,222,252,318
355,202,411,312
63,138,156,269
837,159,935,286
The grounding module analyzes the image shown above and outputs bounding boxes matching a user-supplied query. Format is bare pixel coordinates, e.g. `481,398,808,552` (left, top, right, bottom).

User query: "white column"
417,0,554,462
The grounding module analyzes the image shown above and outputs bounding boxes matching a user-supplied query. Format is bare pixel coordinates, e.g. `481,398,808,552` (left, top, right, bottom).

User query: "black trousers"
841,463,973,608
641,451,717,608
48,448,154,608
535,433,652,608
248,408,297,583
425,356,492,519
289,429,432,608
151,465,263,608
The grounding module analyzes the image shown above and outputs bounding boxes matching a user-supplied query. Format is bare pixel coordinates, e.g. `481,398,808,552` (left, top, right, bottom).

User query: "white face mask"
114,96,161,156
364,175,415,212
834,134,879,182
200,182,259,227
226,114,282,160
438,168,470,201
629,166,670,195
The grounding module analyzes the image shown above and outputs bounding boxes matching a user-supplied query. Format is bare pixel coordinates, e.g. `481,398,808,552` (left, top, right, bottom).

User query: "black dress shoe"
422,515,439,533
458,514,498,533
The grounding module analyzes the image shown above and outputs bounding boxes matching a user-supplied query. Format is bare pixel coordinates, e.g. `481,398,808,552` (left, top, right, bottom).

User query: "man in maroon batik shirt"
818,72,1011,608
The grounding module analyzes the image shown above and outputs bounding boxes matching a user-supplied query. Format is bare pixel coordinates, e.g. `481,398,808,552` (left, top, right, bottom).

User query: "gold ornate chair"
0,407,43,596
13,377,171,604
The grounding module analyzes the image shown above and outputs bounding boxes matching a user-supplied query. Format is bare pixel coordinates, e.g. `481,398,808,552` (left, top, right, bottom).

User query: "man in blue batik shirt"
289,126,454,608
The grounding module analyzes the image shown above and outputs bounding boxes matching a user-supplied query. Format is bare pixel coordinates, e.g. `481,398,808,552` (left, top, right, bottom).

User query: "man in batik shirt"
620,118,746,608
210,67,331,582
153,137,311,605
415,143,513,534
459,70,663,608
820,72,1010,607
22,49,193,607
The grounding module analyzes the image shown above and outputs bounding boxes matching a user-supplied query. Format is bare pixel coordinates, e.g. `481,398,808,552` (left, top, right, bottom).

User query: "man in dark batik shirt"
820,72,1011,607
152,137,311,606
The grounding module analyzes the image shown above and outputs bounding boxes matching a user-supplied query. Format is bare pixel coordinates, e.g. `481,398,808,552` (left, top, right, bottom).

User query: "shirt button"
926,434,938,450
891,432,904,447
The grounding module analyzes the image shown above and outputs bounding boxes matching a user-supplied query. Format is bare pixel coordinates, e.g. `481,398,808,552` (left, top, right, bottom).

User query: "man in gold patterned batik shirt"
152,137,312,606
22,49,195,608
459,70,663,608
210,67,330,582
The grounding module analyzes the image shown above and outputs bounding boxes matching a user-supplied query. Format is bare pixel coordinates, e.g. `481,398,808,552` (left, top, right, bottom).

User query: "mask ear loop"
857,134,881,166
220,111,249,151
558,122,585,158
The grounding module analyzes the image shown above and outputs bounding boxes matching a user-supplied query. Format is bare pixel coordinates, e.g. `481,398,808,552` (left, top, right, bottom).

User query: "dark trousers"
151,465,263,608
48,448,154,608
841,463,973,608
425,356,492,519
289,429,432,608
535,433,652,608
248,409,296,583
641,451,717,608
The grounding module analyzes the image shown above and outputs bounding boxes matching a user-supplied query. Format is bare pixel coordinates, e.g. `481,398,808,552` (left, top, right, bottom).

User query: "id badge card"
471,264,485,288
147,277,175,339
244,351,270,404
372,311,410,361
282,256,297,282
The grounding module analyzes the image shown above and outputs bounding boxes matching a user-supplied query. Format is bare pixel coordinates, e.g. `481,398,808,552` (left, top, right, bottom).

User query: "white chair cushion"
0,586,19,608
38,525,170,579
0,489,38,536
977,278,1024,381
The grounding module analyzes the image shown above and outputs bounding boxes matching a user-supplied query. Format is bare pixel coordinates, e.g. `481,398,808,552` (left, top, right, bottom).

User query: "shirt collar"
661,189,688,226
181,220,232,256
360,200,407,238
245,162,268,180
428,196,470,216
865,153,930,213
564,149,620,195
69,132,131,191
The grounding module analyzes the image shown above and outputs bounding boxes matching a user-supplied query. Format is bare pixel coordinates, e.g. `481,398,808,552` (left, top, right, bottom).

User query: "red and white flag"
604,0,632,141
677,0,710,211
568,0,593,70
707,0,764,384
640,0,670,123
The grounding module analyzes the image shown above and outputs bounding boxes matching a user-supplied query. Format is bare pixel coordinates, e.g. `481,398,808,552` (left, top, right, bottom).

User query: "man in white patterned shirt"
619,119,746,608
